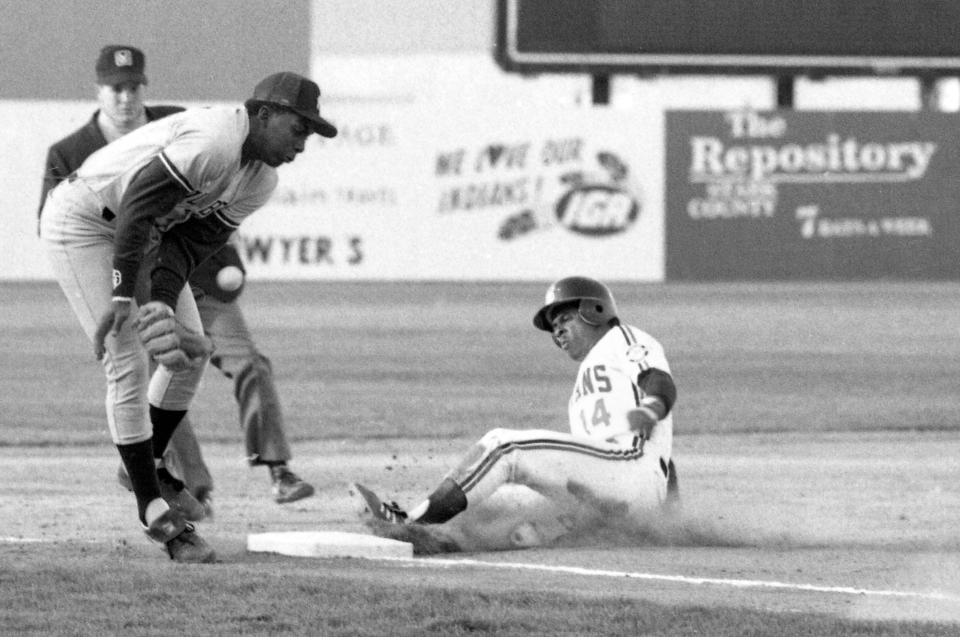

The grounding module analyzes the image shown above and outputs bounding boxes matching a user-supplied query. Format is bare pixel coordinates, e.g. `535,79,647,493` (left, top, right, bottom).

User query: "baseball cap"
96,45,147,85
248,72,337,138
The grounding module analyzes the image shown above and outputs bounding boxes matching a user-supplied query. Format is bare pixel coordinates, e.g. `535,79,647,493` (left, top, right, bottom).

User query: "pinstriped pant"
446,428,670,522
40,179,207,446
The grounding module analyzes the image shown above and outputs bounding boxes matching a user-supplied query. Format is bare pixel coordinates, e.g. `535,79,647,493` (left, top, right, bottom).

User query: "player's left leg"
125,234,214,508
146,285,212,524
359,428,664,529
196,293,313,503
116,415,214,517
451,428,664,517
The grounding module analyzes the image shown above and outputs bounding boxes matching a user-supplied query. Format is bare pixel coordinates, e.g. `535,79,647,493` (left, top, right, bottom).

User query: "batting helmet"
533,276,619,331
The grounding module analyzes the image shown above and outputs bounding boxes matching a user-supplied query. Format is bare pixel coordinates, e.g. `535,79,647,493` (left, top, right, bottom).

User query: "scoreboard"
496,0,960,76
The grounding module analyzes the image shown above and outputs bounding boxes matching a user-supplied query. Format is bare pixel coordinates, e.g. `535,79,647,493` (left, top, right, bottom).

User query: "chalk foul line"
6,535,957,604
383,556,960,603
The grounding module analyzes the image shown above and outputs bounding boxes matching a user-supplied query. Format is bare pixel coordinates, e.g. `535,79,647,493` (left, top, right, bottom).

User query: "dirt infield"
4,280,960,629
3,431,959,623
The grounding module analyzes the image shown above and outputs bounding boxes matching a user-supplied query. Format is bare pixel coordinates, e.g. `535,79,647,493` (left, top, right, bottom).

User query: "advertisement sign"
416,105,660,280
236,105,414,278
666,110,960,279
240,101,663,280
3,97,663,282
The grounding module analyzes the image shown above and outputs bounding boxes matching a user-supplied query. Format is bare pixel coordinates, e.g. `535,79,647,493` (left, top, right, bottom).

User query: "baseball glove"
134,301,210,371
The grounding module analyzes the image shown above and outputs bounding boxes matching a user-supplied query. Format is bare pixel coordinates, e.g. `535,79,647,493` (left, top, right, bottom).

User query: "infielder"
40,46,314,516
40,70,336,562
356,277,679,550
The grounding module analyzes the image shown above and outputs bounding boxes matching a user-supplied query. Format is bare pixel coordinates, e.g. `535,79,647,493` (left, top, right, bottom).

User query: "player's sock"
143,497,169,526
116,438,163,523
149,405,187,458
414,478,467,524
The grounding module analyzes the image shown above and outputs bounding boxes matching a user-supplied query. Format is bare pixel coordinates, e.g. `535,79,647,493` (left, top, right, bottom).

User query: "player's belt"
66,172,115,221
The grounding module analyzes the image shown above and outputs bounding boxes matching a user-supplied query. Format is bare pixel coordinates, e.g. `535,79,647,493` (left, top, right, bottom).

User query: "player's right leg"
354,429,548,527
132,231,215,510
116,416,210,521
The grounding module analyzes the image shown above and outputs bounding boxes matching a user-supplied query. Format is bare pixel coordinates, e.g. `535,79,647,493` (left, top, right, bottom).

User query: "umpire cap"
96,45,147,85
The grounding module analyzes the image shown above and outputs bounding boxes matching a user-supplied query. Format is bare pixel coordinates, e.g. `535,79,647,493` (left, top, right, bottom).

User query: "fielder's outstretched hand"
626,406,659,440
94,300,213,370
177,326,215,360
93,298,133,360
135,301,194,371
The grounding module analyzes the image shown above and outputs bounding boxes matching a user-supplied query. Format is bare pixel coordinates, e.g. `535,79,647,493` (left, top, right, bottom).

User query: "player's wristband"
110,264,138,299
640,396,666,420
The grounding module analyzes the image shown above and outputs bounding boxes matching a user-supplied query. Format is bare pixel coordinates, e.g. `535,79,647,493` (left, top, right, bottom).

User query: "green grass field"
2,280,959,635
6,280,960,446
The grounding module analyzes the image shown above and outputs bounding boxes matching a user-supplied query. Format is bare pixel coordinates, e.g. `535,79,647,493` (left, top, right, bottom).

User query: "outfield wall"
2,97,664,282
7,55,959,282
3,1,957,282
3,56,775,282
238,99,663,281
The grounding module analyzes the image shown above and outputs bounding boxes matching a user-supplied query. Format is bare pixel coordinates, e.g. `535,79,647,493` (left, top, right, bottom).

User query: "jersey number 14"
579,398,611,433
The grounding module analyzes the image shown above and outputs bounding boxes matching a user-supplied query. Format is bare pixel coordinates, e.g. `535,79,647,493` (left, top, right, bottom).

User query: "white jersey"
567,323,674,453
76,106,277,231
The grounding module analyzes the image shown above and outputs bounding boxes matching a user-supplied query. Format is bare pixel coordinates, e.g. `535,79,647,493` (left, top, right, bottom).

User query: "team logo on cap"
114,49,134,67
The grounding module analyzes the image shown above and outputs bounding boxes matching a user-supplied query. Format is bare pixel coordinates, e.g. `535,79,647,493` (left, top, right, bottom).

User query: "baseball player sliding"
40,70,336,562
355,277,679,551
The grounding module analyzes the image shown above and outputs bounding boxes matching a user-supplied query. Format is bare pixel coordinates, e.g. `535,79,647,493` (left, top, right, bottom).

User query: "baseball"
215,265,244,292
508,522,543,548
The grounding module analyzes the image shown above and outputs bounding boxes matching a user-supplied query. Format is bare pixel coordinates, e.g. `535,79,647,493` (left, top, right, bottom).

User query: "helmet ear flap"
578,298,611,326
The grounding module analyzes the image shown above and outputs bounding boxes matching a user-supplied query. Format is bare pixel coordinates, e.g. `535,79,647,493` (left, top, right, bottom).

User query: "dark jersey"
39,105,185,218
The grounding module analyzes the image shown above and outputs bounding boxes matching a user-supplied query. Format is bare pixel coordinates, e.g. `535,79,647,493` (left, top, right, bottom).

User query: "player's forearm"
112,158,189,299
112,214,157,299
637,368,677,416
150,214,235,307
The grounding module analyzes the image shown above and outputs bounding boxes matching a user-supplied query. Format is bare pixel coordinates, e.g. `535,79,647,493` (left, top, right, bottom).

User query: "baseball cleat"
164,524,216,563
270,466,315,504
142,507,187,544
353,483,409,525
157,467,206,521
